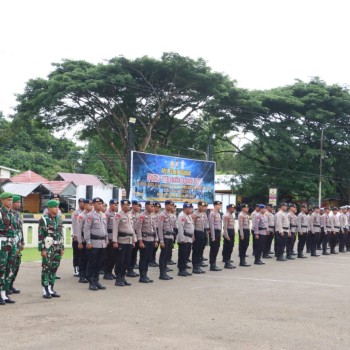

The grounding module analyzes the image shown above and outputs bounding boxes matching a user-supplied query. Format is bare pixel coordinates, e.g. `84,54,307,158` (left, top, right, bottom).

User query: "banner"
269,188,278,206
130,151,215,204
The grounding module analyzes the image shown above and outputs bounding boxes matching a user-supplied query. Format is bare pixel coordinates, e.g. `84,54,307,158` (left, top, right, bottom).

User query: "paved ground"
2,247,350,350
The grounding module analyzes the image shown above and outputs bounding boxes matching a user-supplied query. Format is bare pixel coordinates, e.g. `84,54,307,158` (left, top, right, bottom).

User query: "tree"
16,53,245,190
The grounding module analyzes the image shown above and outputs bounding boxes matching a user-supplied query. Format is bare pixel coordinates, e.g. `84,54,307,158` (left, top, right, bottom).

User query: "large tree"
16,53,245,190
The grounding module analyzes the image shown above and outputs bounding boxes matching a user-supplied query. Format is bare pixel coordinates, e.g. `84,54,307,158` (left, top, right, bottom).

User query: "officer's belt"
334,226,341,229
184,232,193,238
326,226,331,228
283,227,289,230
291,225,297,227
165,231,175,236
301,225,308,228
107,229,113,234
90,234,107,240
258,227,267,231
142,232,155,238
118,232,133,237
314,224,320,227
268,226,274,228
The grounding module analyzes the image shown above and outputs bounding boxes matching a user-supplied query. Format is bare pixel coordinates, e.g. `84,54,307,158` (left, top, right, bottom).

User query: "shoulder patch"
87,215,92,223
115,213,120,219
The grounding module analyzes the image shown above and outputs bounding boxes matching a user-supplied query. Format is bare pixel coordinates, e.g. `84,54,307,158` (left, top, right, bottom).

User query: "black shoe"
6,289,12,295
133,264,139,269
178,271,188,277
50,290,61,298
287,255,295,260
239,261,251,267
159,274,170,280
42,286,52,298
306,250,311,253
277,256,287,261
79,277,88,283
115,278,125,287
298,254,307,258
88,280,98,291
210,264,222,272
139,276,150,283
4,297,15,303
166,267,173,272
192,267,202,274
262,255,272,259
149,262,158,267
202,257,208,261
311,253,320,257
185,271,192,276
331,250,338,254
10,286,20,294
254,261,265,265
199,262,208,267
55,275,61,280
126,271,139,278
95,281,106,290
224,262,235,269
103,273,115,280
122,277,132,286
322,252,330,255
146,276,154,283
185,265,191,269
167,260,176,265
0,297,5,305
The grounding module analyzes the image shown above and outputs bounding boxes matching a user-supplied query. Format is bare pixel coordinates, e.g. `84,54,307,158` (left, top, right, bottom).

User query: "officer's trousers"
254,234,266,262
275,231,288,258
286,232,296,256
139,241,154,274
78,242,88,277
129,241,140,270
159,238,173,274
41,245,62,287
239,229,250,262
297,232,307,254
322,231,330,253
72,239,80,268
192,230,206,267
222,229,235,263
209,229,221,265
115,243,132,277
339,229,347,252
264,231,274,255
105,239,117,274
330,232,339,252
308,232,319,255
0,238,16,291
178,242,191,271
86,247,105,280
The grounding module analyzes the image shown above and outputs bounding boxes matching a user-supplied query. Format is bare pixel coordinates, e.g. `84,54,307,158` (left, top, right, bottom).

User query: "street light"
187,147,208,161
126,117,137,198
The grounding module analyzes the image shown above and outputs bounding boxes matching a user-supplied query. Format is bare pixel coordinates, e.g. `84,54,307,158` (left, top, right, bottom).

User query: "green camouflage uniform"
8,209,24,287
38,214,64,287
0,206,17,292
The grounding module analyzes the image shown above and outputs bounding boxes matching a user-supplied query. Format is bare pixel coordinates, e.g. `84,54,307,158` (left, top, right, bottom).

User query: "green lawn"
22,248,73,262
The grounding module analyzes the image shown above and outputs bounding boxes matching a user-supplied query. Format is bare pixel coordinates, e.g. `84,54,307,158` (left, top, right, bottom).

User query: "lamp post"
187,147,208,161
126,117,136,198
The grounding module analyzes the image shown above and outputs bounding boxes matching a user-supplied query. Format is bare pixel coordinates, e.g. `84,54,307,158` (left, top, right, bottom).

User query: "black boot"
126,269,139,277
115,274,125,287
210,264,222,271
121,275,132,286
178,270,188,277
224,262,236,269
239,259,251,267
42,286,52,299
192,266,202,274
79,276,88,283
139,271,149,283
298,253,307,258
9,283,20,294
49,285,60,297
88,278,98,291
159,272,170,280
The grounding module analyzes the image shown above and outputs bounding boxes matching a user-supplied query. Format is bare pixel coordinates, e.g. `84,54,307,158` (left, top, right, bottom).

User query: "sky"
1,0,350,116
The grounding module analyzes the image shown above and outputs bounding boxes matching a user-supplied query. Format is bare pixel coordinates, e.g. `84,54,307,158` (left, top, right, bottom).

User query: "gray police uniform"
275,210,289,260
104,209,117,277
192,210,209,269
209,210,221,266
297,211,308,257
309,212,321,256
238,211,250,264
177,211,194,274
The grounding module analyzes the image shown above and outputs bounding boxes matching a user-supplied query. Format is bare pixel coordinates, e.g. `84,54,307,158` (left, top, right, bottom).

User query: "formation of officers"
68,198,350,294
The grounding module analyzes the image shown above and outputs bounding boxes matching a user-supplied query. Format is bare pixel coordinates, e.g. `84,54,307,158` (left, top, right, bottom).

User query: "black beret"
92,197,103,203
132,200,139,205
83,199,93,204
214,201,222,205
121,200,131,205
279,203,288,208
78,198,85,203
241,204,249,208
165,200,174,205
198,201,208,207
109,199,119,204
145,201,155,205
227,204,236,209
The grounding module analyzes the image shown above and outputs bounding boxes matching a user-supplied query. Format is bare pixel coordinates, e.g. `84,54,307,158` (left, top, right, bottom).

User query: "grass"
22,248,73,262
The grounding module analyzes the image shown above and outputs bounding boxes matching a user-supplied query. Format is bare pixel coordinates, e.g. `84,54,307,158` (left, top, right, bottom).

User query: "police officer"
263,204,274,258
167,203,178,266
297,204,308,258
275,203,290,261
149,201,161,267
238,204,250,267
250,204,260,256
72,198,85,277
339,206,348,253
209,200,222,271
0,192,17,304
177,202,195,277
321,207,331,256
104,199,119,280
84,197,108,291
76,199,93,283
286,204,297,260
253,204,268,265
309,206,321,257
158,200,176,280
127,200,141,277
330,207,340,254
7,195,24,295
192,201,209,274
222,204,236,269
135,201,158,283
38,199,64,299
113,200,137,287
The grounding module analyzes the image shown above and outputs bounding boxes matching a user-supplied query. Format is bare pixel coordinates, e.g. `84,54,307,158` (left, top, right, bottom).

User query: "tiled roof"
57,173,104,186
44,181,73,195
10,170,49,183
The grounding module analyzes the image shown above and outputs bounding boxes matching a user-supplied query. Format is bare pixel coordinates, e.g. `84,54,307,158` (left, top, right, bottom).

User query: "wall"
23,193,40,213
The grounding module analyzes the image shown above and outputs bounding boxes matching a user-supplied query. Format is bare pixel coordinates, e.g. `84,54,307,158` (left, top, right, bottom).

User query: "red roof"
10,170,49,184
45,181,73,195
57,173,104,186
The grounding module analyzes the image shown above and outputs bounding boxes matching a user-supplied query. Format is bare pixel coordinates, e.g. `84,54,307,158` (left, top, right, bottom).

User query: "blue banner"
130,151,215,204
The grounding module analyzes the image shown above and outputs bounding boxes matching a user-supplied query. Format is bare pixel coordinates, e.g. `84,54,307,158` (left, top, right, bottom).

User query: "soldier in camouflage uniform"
38,199,64,299
0,192,17,305
7,195,24,295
